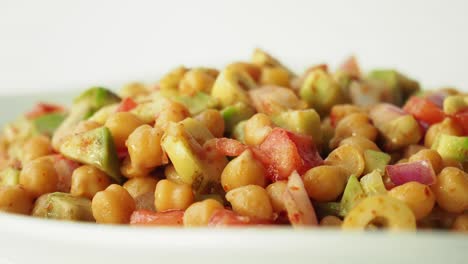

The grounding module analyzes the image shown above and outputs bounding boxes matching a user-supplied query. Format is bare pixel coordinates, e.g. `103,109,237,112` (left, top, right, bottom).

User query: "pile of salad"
0,49,467,231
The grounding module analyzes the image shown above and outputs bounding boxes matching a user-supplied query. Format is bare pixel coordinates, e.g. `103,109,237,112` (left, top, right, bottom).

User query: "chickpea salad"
0,49,467,231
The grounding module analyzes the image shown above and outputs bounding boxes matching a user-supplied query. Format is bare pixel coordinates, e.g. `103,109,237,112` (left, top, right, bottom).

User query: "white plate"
0,91,467,264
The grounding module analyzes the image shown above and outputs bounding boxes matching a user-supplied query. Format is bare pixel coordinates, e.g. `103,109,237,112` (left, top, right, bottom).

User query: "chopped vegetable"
386,160,436,186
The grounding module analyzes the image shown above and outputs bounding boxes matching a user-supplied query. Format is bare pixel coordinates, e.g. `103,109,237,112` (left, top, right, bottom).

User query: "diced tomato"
208,209,271,227
117,149,129,160
116,97,138,112
204,138,249,157
339,56,361,79
452,109,468,135
403,96,445,125
52,155,80,193
25,103,65,119
130,210,184,226
255,128,323,181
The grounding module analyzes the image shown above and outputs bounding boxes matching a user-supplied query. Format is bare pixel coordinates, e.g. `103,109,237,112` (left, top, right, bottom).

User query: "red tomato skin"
403,96,445,125
452,109,468,135
256,128,323,181
208,209,271,227
130,210,184,226
25,103,64,119
116,97,138,112
205,138,249,157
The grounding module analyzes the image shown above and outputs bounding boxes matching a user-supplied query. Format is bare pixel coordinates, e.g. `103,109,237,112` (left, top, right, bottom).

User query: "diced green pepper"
232,120,247,144
368,70,419,105
221,102,255,133
432,134,468,162
33,112,67,136
360,170,387,196
340,175,366,216
363,149,391,174
271,109,321,145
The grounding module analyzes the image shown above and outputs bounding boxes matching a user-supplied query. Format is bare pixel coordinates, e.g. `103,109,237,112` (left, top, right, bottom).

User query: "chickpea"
105,112,145,150
244,113,273,146
123,177,158,211
120,157,152,179
126,125,164,170
179,68,216,95
73,120,102,134
120,82,149,98
325,144,365,178
431,167,468,213
158,66,188,90
329,104,364,126
195,109,225,138
403,144,427,159
409,149,443,174
388,182,435,220
183,199,224,227
225,185,273,220
226,62,261,82
154,180,194,212
266,181,287,213
70,165,111,199
22,135,53,163
221,150,266,192
303,165,347,202
452,214,468,233
92,184,135,224
339,136,380,154
442,158,464,170
424,118,464,148
320,215,343,227
20,157,58,198
330,113,377,149
154,101,190,130
259,67,290,87
0,185,34,215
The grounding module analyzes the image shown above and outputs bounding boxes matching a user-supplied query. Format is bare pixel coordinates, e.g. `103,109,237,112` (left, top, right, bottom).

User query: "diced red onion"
369,103,405,128
385,160,436,186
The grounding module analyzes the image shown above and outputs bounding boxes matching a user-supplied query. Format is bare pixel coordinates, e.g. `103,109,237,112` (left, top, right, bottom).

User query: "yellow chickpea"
194,109,225,138
388,182,435,220
120,157,152,179
330,113,377,149
452,214,468,233
259,67,290,87
92,184,136,224
0,185,34,215
303,165,347,202
154,179,194,212
183,199,224,227
123,177,158,211
320,215,343,227
70,165,111,200
408,149,444,174
329,104,364,125
339,136,380,154
266,181,287,213
120,82,149,99
19,157,58,198
221,150,266,192
179,68,216,95
154,101,190,130
431,167,468,213
126,125,164,170
244,113,273,146
225,185,273,220
424,118,464,148
22,135,53,163
325,144,365,178
442,158,464,170
105,112,145,150
226,62,261,82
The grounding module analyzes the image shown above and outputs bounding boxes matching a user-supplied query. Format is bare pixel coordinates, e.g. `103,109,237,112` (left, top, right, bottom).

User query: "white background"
1,0,467,95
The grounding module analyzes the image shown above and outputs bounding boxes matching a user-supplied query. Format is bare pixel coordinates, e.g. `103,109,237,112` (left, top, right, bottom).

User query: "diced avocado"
299,69,345,116
33,112,67,136
53,87,120,149
360,170,387,196
271,109,321,145
211,68,256,107
221,102,255,133
315,202,343,218
379,115,422,151
363,150,391,174
59,127,123,183
161,122,228,195
368,70,419,105
32,192,94,221
166,91,219,115
432,134,468,162
89,104,119,124
443,95,468,114
340,175,366,216
232,120,247,144
0,167,19,186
